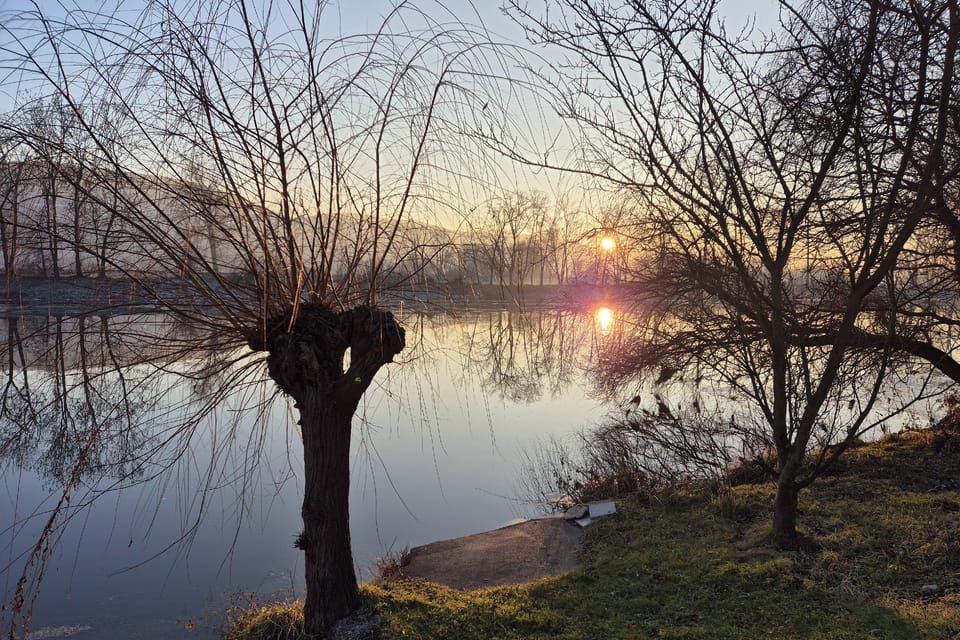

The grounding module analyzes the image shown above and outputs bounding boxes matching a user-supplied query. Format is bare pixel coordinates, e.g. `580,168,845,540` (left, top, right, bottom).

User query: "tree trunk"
73,181,84,277
47,183,60,280
248,303,405,636
299,391,359,635
773,475,799,548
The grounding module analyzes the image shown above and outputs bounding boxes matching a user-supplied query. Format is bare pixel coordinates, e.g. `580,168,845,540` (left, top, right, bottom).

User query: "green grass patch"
226,425,960,639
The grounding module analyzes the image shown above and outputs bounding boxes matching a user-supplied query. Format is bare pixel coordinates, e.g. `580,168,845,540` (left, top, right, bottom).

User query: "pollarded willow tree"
500,0,960,545
0,0,504,633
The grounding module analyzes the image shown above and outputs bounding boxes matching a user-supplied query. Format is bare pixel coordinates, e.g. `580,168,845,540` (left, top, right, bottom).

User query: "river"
0,306,616,639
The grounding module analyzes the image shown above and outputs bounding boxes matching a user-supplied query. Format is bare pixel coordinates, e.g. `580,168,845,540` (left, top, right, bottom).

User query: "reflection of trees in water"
348,310,597,463
1,314,152,483
0,311,251,636
0,314,149,632
456,310,602,403
348,309,611,479
0,307,611,636
348,309,604,453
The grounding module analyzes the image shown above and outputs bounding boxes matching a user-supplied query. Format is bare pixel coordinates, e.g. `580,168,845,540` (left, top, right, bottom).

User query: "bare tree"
501,0,960,545
0,0,501,634
543,199,595,285
0,144,26,278
469,191,548,295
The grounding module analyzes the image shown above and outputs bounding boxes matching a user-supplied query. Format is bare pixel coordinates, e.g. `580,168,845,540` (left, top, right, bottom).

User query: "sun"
600,236,616,252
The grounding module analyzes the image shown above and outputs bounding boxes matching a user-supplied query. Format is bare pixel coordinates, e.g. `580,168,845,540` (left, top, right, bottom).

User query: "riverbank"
228,418,960,639
0,275,235,315
0,276,633,316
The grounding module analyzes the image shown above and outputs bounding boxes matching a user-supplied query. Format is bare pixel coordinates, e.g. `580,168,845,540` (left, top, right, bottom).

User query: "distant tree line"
0,137,624,290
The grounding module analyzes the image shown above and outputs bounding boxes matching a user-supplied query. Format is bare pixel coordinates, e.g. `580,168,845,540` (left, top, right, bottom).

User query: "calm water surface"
0,308,614,639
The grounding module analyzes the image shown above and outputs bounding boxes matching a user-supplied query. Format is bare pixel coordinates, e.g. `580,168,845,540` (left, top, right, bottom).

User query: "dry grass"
222,596,303,640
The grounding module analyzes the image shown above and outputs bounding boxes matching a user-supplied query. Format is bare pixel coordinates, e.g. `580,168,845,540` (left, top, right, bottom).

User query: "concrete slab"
588,500,617,518
402,517,583,590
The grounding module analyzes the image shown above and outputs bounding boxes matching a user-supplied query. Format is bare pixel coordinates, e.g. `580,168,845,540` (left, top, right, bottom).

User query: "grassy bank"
227,422,960,639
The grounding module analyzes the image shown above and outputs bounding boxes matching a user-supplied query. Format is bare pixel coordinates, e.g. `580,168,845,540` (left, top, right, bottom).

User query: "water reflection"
595,306,613,333
579,304,954,494
0,315,163,486
0,311,282,639
0,307,615,639
454,311,595,403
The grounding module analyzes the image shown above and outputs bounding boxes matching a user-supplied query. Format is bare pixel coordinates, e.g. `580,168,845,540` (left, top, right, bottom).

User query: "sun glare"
595,306,614,332
600,236,616,252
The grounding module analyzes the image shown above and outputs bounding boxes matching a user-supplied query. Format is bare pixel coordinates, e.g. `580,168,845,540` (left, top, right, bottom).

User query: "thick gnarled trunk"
248,303,405,636
298,393,358,634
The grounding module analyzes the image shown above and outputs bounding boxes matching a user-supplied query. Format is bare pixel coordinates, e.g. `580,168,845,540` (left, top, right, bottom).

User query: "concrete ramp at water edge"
402,517,584,590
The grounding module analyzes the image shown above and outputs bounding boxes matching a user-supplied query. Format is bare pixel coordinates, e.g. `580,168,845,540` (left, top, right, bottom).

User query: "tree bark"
299,391,359,634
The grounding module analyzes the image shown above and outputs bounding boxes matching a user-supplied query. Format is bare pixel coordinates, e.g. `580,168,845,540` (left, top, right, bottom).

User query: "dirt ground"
401,517,583,590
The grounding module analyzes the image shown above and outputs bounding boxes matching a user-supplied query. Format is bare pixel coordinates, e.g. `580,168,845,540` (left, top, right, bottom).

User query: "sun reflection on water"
595,306,614,332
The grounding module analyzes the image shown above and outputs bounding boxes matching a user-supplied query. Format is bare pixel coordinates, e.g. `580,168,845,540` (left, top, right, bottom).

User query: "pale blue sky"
0,0,779,38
